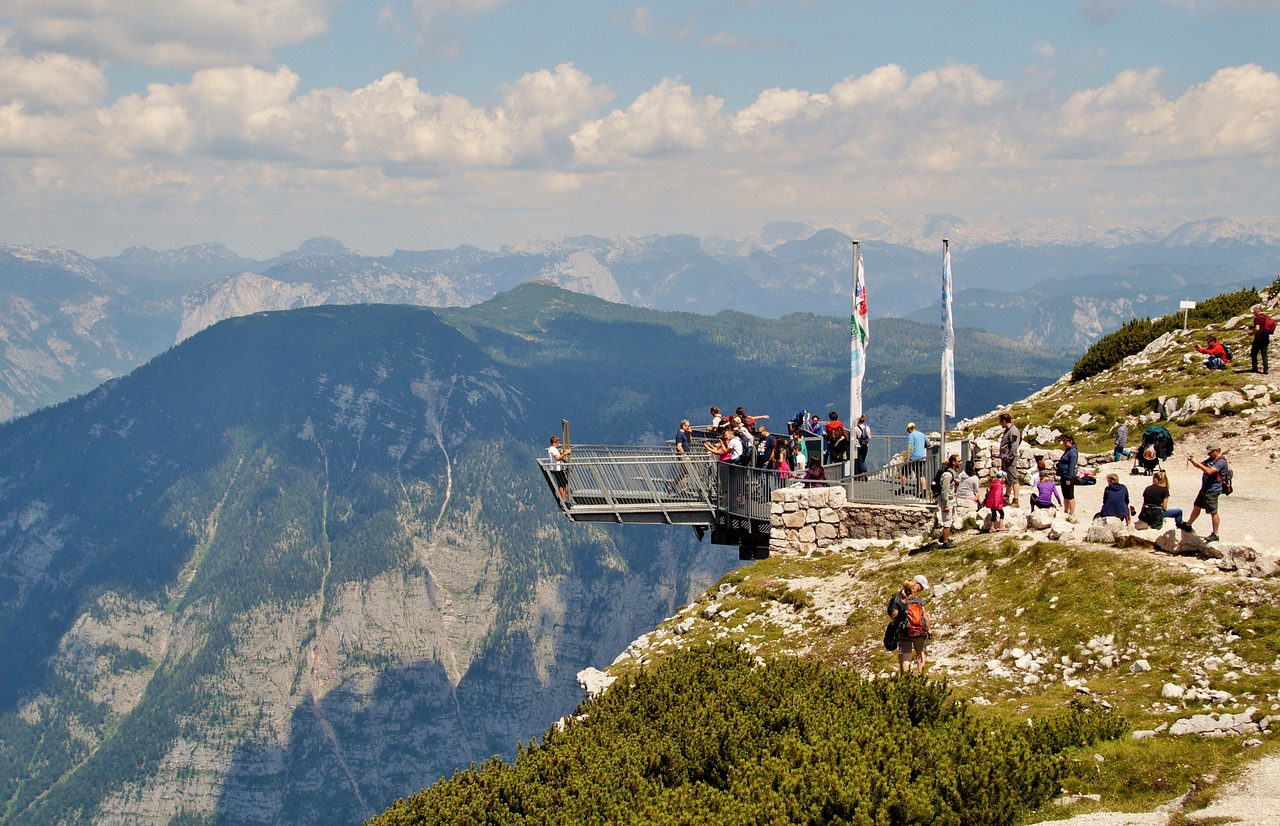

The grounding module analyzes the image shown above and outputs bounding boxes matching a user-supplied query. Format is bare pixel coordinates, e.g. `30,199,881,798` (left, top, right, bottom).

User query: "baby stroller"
1131,425,1173,475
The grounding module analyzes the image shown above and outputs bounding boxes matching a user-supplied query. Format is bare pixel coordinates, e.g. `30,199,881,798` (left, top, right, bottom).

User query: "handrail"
536,446,718,523
537,434,968,529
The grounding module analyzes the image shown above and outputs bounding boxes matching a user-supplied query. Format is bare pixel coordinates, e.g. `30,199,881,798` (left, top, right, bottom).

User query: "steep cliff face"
0,304,737,825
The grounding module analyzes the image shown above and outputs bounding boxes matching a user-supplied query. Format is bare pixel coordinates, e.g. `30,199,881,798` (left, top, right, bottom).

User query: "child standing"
982,470,1007,532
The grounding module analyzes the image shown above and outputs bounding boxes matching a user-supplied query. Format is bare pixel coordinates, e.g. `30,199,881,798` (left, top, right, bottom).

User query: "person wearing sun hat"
1183,441,1228,542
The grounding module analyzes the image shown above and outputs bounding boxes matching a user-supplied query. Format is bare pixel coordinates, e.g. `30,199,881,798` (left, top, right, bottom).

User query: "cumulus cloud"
571,78,730,163
0,0,335,66
0,27,106,110
2,58,1279,255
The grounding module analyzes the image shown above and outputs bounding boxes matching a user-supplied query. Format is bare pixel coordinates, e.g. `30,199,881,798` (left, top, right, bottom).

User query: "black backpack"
929,467,946,495
1221,460,1234,495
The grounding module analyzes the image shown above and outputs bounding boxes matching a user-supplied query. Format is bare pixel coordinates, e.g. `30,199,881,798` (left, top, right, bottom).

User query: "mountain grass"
958,305,1279,456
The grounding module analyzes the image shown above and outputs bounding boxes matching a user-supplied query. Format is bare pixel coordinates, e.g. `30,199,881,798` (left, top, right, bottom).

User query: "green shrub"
370,645,1125,826
1071,287,1260,382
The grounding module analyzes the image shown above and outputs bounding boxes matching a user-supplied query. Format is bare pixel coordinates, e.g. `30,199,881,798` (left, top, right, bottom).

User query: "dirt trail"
1064,424,1279,547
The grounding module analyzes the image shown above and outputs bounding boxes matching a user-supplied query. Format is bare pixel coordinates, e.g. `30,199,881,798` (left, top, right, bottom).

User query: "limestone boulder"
1084,516,1129,544
1027,508,1055,530
1215,544,1280,578
1047,519,1077,541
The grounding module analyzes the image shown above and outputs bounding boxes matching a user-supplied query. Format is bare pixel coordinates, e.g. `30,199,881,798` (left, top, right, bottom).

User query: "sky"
1,0,1279,258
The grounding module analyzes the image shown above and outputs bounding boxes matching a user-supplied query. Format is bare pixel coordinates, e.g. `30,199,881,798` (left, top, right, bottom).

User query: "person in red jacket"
1196,335,1230,370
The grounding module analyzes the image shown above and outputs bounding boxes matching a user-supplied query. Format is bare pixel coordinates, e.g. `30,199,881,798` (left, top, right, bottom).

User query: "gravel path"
1066,427,1278,547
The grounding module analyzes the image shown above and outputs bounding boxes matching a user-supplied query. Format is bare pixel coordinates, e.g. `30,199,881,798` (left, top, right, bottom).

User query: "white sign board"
1179,300,1197,309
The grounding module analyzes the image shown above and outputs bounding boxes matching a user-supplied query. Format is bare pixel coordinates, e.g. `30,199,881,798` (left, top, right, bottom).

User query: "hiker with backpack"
1196,335,1231,370
1183,441,1229,543
1250,303,1274,374
886,576,931,676
854,413,871,478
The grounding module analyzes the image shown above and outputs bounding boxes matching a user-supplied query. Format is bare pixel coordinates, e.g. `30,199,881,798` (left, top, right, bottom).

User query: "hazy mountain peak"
0,243,112,287
292,236,353,257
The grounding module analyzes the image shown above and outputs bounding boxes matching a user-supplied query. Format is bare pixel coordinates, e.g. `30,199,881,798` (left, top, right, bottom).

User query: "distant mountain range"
0,284,1070,824
2,216,1278,419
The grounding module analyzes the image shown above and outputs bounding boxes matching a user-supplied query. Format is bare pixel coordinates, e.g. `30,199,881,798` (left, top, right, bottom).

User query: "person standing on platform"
936,453,960,548
547,436,572,506
901,422,927,495
854,413,871,479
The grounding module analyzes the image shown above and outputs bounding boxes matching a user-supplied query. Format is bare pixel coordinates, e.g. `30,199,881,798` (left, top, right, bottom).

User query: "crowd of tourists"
687,405,873,484
934,419,1231,545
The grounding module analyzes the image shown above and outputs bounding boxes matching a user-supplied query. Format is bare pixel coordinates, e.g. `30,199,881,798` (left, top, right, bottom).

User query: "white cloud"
571,78,730,163
0,27,106,110
1,59,1279,256
0,0,335,66
620,4,699,41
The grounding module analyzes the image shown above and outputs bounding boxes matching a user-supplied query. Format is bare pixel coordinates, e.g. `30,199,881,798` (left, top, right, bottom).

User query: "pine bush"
1071,287,1261,382
368,645,1125,826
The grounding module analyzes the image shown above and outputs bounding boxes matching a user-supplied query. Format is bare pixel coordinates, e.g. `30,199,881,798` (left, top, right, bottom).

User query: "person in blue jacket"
1056,433,1079,519
1095,473,1132,526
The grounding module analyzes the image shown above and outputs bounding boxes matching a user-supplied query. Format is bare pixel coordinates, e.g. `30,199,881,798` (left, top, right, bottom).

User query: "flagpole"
941,239,952,470
850,240,859,425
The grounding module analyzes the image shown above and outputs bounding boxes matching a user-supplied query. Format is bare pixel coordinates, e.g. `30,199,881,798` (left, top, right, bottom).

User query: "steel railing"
538,436,968,524
846,436,970,505
536,445,718,524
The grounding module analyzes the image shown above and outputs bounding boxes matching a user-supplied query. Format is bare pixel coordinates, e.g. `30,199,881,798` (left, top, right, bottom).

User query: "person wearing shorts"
547,435,571,505
1184,441,1227,542
894,575,931,676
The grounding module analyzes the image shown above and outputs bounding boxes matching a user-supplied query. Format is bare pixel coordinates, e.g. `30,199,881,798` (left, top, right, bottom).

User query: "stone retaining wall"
769,486,936,556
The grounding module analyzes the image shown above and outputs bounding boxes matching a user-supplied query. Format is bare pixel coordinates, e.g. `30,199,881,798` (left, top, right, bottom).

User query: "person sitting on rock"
1095,473,1132,526
1196,335,1230,370
1138,470,1184,530
1030,470,1062,510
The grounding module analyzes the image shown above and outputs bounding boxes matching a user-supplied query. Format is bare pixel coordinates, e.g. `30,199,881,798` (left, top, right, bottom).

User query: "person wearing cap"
1183,441,1228,542
899,422,927,495
936,453,961,548
886,578,930,676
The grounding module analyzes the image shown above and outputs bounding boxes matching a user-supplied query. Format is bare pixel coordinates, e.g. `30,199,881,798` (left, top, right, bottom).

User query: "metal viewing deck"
536,433,968,558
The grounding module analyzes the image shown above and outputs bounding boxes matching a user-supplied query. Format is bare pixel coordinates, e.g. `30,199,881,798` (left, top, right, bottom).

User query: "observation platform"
536,433,968,559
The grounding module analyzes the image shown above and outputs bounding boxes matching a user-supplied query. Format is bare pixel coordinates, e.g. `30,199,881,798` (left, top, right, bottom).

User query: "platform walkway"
535,436,969,555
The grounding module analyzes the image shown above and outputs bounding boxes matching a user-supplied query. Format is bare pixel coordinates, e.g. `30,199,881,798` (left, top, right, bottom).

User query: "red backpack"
1261,314,1277,334
904,597,928,638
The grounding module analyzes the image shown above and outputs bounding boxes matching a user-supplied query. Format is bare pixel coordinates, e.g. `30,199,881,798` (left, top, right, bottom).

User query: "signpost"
1180,300,1197,331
